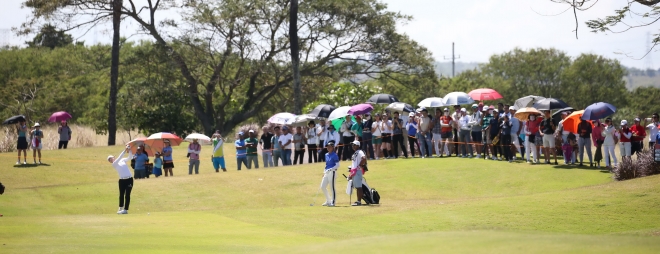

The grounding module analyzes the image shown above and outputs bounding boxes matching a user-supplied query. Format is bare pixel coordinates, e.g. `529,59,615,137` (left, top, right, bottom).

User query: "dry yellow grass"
0,124,143,152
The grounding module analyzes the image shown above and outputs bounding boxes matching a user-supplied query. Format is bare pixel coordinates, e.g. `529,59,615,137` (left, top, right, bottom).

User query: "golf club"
310,187,321,206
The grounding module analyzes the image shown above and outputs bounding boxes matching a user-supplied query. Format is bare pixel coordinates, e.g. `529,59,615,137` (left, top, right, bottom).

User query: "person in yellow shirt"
211,130,226,172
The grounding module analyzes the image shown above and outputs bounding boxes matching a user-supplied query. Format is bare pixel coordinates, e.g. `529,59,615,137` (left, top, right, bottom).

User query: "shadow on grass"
12,163,51,168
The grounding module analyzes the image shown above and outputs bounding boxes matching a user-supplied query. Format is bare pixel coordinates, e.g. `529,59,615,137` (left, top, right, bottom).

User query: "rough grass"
0,144,659,253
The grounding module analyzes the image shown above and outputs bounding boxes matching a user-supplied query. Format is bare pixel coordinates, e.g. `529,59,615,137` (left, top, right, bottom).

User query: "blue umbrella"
582,102,616,120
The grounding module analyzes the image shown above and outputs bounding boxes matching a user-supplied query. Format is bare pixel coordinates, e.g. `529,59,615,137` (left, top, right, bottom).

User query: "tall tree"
26,24,73,49
20,0,437,136
289,0,302,115
108,0,122,146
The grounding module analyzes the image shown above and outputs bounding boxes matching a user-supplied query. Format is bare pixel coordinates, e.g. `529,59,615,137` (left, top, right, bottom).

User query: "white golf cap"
482,106,489,111
460,108,466,112
509,106,516,110
621,120,628,126
408,112,415,117
443,108,449,111
351,140,361,146
471,104,478,108
249,130,255,133
33,122,40,127
634,118,641,122
107,155,115,160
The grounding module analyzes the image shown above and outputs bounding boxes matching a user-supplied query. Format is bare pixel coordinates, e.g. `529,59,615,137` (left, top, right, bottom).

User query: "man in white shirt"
645,113,659,148
339,115,355,161
107,145,133,215
458,108,473,157
279,127,294,165
451,105,462,157
317,119,329,162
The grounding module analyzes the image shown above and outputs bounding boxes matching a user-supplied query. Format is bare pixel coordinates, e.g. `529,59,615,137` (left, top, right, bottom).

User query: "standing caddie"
320,141,340,207
348,140,366,206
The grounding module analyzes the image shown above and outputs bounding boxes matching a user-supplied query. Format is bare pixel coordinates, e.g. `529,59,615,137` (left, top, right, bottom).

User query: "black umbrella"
309,104,336,118
367,94,399,104
2,115,26,125
532,98,570,111
552,107,574,117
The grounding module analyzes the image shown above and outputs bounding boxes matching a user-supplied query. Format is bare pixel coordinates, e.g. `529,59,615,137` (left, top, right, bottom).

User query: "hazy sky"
1,0,657,69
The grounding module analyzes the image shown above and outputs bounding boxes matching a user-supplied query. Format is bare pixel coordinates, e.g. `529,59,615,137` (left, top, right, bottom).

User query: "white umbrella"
328,106,351,121
442,92,475,105
184,133,212,144
386,102,415,113
268,112,297,125
291,114,318,127
418,97,445,108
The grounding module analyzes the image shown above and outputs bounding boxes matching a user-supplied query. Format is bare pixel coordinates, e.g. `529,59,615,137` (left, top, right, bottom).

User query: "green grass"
1,144,659,253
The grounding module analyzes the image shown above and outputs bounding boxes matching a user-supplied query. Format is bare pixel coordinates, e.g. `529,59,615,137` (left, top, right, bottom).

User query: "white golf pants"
525,137,539,162
603,145,617,167
320,170,336,205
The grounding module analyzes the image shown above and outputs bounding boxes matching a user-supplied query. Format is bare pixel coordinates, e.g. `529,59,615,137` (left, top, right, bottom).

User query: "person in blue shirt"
320,141,340,207
133,146,149,179
235,132,249,170
162,140,174,177
153,152,163,177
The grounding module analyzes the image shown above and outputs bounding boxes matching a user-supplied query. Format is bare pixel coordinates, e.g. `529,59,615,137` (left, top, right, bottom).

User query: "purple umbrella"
582,102,616,120
48,111,72,123
348,103,374,116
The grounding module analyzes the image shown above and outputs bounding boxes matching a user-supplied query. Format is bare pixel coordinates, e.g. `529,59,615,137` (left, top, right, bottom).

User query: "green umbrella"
331,116,356,131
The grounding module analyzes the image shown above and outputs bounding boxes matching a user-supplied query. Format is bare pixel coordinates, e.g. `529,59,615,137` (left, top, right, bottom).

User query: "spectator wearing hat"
481,106,494,159
576,118,593,167
644,113,659,148
259,126,274,168
339,115,355,161
458,107,473,157
162,139,174,176
508,107,522,160
187,138,202,174
317,119,329,162
487,111,501,160
212,130,227,172
618,120,633,162
525,114,542,164
347,140,366,206
602,118,618,169
279,126,294,165
430,108,444,157
153,152,163,177
30,123,44,164
361,114,376,160
391,111,408,158
320,140,340,207
246,130,260,168
469,104,483,158
133,146,149,179
306,121,319,163
271,126,283,167
631,117,646,156
293,126,306,165
417,108,433,158
57,121,72,149
235,132,249,170
500,114,513,162
371,113,383,159
406,112,419,157
323,124,341,161
451,105,462,156
381,112,393,159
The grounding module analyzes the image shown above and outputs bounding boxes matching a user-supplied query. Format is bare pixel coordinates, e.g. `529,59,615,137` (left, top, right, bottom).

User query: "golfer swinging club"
108,145,134,214
320,141,340,207
348,140,366,206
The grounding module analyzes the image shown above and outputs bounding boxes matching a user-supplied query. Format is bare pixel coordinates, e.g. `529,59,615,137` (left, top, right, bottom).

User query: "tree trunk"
108,0,122,146
289,0,302,115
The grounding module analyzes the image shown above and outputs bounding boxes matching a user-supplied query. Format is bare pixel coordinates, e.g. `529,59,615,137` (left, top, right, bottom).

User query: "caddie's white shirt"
647,123,659,142
351,150,365,169
112,150,133,179
279,133,293,149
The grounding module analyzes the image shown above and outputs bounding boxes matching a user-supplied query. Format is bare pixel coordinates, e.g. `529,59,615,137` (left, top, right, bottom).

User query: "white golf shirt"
279,133,294,149
112,150,133,179
647,122,659,142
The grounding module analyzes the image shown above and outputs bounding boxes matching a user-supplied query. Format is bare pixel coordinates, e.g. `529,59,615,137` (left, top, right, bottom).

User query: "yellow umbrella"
514,107,542,121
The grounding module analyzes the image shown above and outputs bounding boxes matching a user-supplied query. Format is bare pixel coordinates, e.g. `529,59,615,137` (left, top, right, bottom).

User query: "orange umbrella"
514,107,542,121
561,110,593,133
126,137,159,156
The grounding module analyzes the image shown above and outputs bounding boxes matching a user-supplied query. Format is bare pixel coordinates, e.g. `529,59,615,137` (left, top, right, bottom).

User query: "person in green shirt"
246,130,260,169
211,130,227,172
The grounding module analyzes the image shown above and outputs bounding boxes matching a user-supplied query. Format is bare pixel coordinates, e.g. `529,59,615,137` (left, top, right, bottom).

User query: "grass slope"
0,144,659,253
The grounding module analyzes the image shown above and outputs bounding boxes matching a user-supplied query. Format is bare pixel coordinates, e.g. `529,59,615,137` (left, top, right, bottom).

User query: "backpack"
371,188,380,204
0,182,5,195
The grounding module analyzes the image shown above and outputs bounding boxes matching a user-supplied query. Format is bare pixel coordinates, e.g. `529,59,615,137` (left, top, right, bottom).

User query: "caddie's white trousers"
320,170,336,205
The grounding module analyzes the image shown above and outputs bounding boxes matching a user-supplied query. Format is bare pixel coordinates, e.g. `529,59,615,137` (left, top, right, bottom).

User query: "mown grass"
0,144,659,253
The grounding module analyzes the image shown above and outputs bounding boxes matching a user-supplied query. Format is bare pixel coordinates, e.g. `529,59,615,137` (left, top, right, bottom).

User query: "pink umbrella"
468,88,503,101
348,103,374,115
48,111,72,123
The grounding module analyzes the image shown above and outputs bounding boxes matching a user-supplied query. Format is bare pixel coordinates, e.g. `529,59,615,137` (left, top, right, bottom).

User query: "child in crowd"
153,152,163,177
568,133,578,165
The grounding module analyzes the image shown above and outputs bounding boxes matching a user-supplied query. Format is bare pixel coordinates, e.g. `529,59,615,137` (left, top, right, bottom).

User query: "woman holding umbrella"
16,119,28,165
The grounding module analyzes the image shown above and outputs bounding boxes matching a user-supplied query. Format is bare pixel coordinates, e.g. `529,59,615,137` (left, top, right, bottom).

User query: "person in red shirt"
630,117,646,156
439,108,454,157
619,120,632,162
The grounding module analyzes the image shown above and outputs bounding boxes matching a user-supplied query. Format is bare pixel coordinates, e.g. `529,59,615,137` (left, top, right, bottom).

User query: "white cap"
471,104,478,108
107,155,115,160
249,130,255,133
443,108,449,111
634,118,641,122
351,140,361,146
460,108,466,112
408,112,415,117
482,106,489,111
621,120,628,126
33,122,40,127
509,106,516,110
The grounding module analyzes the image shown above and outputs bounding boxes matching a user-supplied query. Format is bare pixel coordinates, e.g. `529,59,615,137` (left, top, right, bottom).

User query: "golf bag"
0,182,5,195
344,174,380,205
